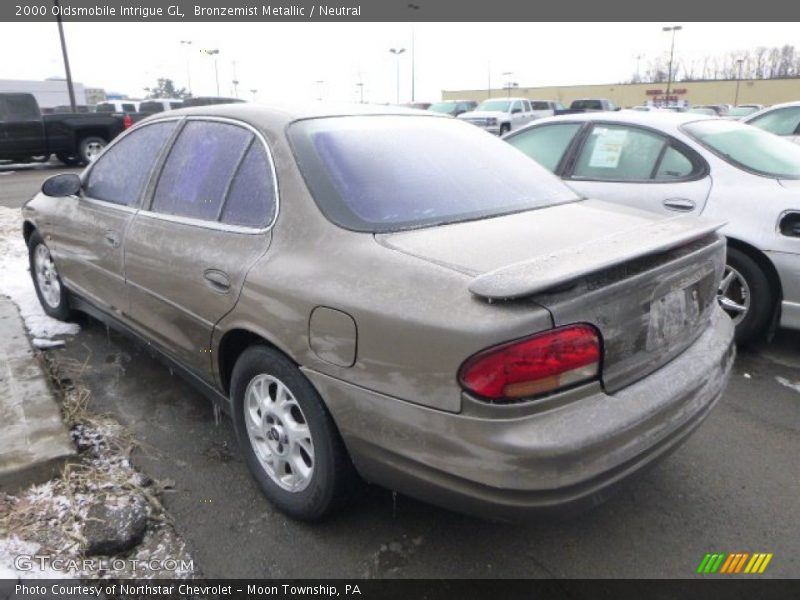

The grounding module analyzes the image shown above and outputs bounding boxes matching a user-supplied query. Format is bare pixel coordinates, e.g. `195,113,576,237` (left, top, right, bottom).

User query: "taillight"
122,114,133,129
458,324,601,402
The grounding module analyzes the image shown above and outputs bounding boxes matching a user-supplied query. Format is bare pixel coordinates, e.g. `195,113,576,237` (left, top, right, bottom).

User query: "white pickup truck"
457,97,546,135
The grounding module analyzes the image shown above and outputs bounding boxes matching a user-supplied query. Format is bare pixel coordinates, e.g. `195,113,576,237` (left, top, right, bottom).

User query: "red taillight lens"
458,324,601,402
122,114,133,129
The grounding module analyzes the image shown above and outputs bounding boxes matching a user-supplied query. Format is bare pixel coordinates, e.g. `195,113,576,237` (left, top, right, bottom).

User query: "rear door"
46,120,178,315
563,122,712,215
0,94,46,158
123,118,277,378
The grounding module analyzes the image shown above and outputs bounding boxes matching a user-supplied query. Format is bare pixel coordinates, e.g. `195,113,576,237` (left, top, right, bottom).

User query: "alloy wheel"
717,265,750,325
34,244,62,309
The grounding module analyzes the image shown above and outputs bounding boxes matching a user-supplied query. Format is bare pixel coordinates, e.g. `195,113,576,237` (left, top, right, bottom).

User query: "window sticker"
588,128,628,169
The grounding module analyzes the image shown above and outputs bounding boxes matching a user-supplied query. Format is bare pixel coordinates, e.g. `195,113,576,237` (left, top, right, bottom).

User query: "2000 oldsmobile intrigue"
23,104,734,520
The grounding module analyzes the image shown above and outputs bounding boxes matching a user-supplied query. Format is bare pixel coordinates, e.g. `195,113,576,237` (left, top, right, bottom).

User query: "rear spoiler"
469,215,726,300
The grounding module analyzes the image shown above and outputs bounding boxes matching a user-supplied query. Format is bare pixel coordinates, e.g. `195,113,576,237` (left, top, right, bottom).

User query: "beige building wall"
442,78,800,107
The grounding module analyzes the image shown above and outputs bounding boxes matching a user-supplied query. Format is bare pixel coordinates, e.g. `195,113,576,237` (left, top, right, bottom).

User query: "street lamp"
502,71,513,98
734,58,744,106
633,53,644,82
250,89,258,101
203,48,220,96
315,80,325,102
179,40,193,95
53,0,77,112
408,3,420,102
662,25,683,105
389,48,406,104
356,81,365,103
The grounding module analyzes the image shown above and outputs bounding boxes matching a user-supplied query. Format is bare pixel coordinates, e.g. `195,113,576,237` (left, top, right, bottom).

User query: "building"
442,77,800,107
0,78,87,109
84,87,107,105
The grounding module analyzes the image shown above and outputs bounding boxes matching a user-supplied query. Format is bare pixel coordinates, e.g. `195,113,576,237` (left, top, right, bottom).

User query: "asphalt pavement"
2,164,798,578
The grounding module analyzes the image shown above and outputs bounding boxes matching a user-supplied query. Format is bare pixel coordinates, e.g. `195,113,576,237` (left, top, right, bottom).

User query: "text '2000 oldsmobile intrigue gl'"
23,104,734,520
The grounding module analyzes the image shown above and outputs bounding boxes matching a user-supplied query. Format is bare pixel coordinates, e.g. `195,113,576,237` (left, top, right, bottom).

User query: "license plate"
647,285,701,351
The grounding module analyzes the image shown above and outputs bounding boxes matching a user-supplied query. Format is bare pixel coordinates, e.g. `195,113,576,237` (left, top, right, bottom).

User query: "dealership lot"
1,163,799,578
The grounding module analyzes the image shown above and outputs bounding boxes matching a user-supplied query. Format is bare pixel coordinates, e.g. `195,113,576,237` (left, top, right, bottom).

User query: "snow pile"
0,206,79,339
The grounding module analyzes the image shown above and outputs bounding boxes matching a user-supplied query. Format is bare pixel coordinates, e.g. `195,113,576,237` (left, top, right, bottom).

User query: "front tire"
718,247,773,345
231,345,357,520
56,153,81,166
28,231,72,321
499,123,511,135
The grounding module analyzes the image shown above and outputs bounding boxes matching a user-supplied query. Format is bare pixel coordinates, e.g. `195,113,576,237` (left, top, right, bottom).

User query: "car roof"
143,102,445,129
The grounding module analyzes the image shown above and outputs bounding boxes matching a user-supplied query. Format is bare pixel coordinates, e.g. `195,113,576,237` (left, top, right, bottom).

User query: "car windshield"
684,119,800,178
572,100,602,110
289,115,579,232
729,107,757,117
428,102,457,114
476,100,511,112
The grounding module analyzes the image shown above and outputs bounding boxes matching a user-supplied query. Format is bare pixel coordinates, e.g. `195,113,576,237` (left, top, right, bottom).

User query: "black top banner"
3,0,800,22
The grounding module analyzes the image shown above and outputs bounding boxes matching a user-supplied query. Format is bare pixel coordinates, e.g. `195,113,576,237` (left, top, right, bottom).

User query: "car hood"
457,110,506,119
376,199,724,299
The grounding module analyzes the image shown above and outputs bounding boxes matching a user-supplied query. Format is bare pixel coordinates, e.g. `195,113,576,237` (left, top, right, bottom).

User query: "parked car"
427,100,477,117
743,101,800,144
96,100,141,113
689,107,719,116
401,102,432,110
504,111,800,344
694,104,729,116
726,105,762,120
24,104,734,520
555,98,619,115
138,99,185,113
529,100,565,120
0,93,130,165
457,97,535,134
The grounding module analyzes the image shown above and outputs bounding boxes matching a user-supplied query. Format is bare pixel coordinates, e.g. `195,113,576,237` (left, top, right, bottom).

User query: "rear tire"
28,230,72,321
230,345,357,520
78,136,107,165
718,247,773,345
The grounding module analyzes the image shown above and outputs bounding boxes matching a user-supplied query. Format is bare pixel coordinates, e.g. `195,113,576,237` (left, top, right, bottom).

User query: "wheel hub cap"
34,244,61,309
717,265,750,325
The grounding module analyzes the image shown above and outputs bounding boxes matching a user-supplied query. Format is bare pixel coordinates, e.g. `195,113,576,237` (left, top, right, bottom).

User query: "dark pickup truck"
555,98,620,115
0,93,129,166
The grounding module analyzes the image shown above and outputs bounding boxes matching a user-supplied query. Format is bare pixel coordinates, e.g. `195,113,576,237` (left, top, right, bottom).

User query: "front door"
0,94,46,159
46,120,179,315
123,118,278,378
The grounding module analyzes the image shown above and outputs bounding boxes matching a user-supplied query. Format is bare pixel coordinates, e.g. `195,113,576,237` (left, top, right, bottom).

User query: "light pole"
502,71,513,98
250,89,258,101
734,58,744,105
408,3,420,102
633,53,644,82
53,0,77,112
231,60,239,98
315,80,325,102
389,48,406,104
180,40,193,95
356,81,365,103
662,25,682,105
203,48,220,96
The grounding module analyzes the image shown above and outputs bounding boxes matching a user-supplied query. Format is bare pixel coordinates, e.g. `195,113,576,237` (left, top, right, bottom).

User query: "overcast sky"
1,22,798,103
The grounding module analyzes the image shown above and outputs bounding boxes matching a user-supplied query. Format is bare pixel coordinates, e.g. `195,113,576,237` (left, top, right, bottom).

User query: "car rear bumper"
303,307,735,519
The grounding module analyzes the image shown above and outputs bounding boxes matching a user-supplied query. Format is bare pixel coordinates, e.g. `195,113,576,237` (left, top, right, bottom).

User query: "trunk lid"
377,199,726,393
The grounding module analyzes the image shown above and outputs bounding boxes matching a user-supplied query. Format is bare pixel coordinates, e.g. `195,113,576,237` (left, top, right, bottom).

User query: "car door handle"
203,269,231,293
662,198,696,212
103,230,120,247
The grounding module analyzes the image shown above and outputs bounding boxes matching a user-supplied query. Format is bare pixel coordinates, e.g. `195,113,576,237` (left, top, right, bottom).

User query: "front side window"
84,121,177,206
288,115,578,232
511,101,523,113
684,119,800,178
152,121,252,220
506,123,582,173
572,124,687,181
747,106,800,136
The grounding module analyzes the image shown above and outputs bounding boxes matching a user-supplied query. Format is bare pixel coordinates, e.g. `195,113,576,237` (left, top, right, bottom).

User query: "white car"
504,111,800,344
743,101,800,144
95,100,141,113
457,97,535,135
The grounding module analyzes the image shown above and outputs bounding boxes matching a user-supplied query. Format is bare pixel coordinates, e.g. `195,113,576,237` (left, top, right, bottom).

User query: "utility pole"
734,58,744,105
203,49,220,96
663,25,683,104
54,0,77,112
389,48,406,104
180,40,193,95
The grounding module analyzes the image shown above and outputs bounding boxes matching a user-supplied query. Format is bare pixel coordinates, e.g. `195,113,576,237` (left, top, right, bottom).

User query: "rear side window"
2,94,39,119
654,146,694,180
220,143,277,228
85,121,177,206
748,106,800,136
152,121,253,220
139,102,164,113
530,101,550,110
573,125,666,180
122,103,136,112
507,123,582,173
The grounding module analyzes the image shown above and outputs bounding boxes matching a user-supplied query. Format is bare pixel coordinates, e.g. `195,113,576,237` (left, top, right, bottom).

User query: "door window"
506,123,582,173
573,124,676,181
748,106,800,136
84,121,177,206
220,143,277,228
152,121,253,221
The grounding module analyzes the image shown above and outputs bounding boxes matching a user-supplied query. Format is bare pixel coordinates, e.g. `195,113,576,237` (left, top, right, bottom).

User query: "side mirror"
511,108,522,114
42,173,81,197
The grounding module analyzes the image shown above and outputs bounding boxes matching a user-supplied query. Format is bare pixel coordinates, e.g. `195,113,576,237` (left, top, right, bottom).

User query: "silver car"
504,111,800,344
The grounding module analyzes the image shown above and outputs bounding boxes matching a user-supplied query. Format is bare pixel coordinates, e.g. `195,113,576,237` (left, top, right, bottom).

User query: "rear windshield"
683,119,800,179
571,100,602,110
139,101,165,113
288,115,578,232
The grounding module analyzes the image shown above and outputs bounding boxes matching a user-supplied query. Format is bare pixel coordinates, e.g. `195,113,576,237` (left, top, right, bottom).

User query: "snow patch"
0,206,79,339
775,376,800,394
